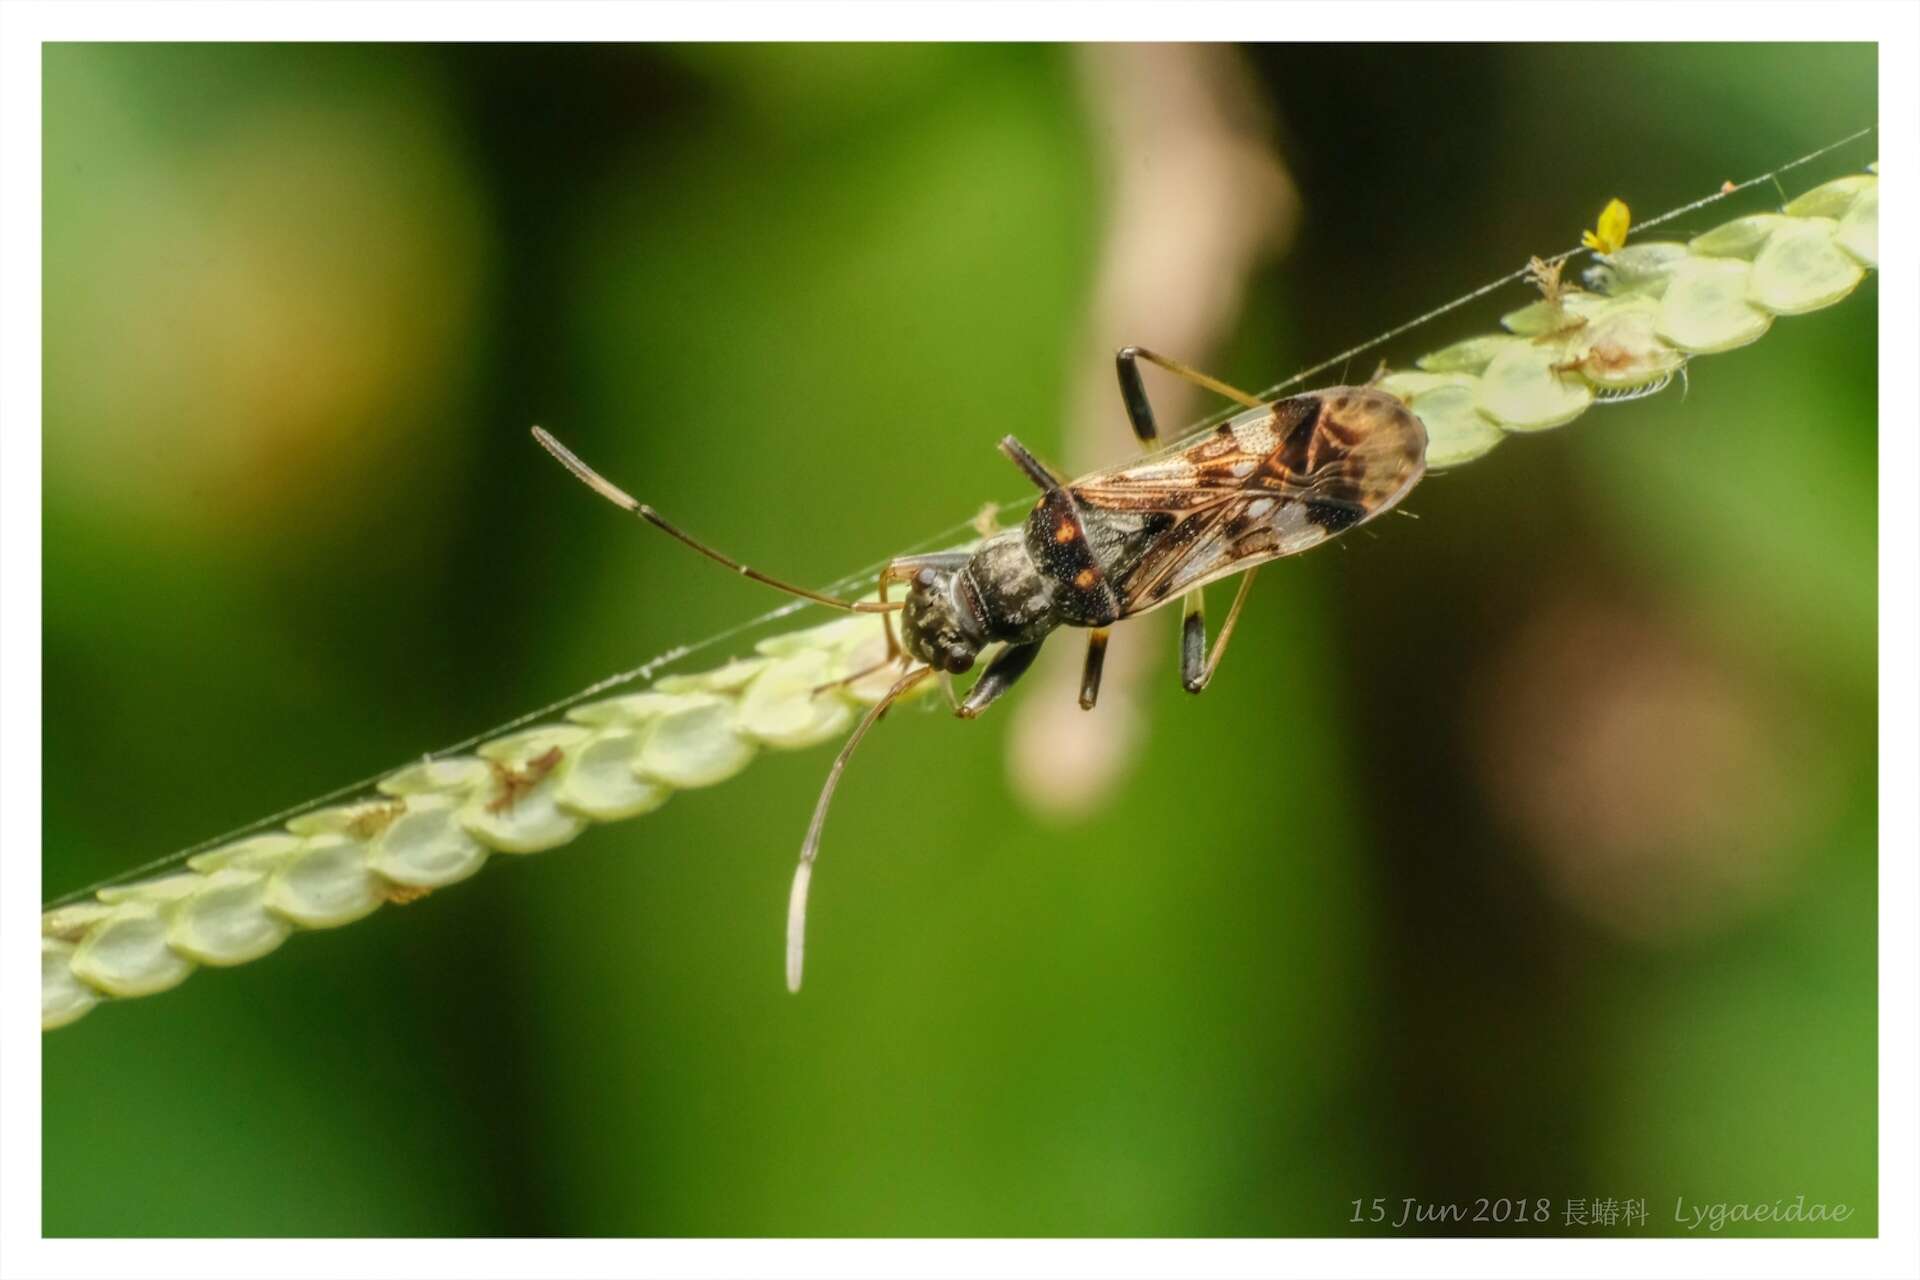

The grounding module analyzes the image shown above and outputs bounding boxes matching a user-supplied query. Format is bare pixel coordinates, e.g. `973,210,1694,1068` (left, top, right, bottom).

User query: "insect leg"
882,553,973,581
1114,346,1263,449
873,567,902,661
1180,588,1207,684
998,435,1065,492
810,653,911,698
956,640,1045,719
1078,628,1110,711
1180,567,1260,694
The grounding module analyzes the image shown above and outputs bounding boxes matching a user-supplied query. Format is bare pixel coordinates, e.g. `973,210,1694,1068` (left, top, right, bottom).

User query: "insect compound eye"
915,567,938,588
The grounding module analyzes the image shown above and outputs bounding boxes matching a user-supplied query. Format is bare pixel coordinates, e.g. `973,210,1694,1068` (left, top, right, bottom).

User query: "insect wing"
1071,389,1426,614
1072,398,1316,513
1100,489,1324,611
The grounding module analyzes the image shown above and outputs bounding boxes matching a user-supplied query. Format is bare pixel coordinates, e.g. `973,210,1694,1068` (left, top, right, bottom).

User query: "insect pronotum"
533,346,1428,990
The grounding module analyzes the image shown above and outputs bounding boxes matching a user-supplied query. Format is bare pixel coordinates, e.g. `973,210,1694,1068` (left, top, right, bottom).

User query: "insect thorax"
962,531,1059,642
1021,491,1170,628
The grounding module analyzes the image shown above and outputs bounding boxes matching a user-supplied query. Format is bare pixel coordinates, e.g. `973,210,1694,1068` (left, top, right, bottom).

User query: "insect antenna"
531,427,901,615
787,663,935,992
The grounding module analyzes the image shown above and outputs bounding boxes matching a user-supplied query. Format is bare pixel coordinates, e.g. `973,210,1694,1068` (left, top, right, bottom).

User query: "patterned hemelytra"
895,375,1426,713
531,345,1427,990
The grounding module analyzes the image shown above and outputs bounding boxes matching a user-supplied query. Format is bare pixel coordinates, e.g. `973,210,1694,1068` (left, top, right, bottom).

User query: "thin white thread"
1190,124,1876,437
43,125,1874,911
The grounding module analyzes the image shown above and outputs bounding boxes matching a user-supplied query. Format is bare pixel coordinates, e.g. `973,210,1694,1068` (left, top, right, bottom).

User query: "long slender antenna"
532,427,901,615
787,663,935,992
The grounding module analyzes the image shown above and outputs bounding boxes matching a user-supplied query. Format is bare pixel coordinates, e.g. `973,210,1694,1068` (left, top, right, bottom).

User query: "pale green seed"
1688,214,1794,260
168,868,291,966
1376,370,1477,401
1417,334,1521,375
1587,242,1689,298
377,757,491,797
556,730,672,822
1657,257,1773,353
42,902,117,939
265,835,385,927
42,939,100,1030
477,725,592,763
71,905,197,998
187,832,304,874
1410,383,1507,467
1564,304,1687,389
1477,342,1593,431
633,696,758,789
98,872,205,906
458,778,589,854
369,795,492,886
1835,185,1877,267
1500,299,1567,337
1782,173,1876,219
1749,218,1864,315
566,690,704,728
655,656,770,695
736,650,857,750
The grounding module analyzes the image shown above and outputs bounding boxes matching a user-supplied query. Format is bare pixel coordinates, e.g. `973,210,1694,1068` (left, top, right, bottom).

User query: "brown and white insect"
533,347,1426,989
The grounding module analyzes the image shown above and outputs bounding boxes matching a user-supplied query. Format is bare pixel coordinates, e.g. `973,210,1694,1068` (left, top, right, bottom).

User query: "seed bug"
533,346,1427,990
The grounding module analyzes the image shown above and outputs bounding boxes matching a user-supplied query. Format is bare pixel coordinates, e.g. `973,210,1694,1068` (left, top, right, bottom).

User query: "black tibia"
1181,600,1206,687
957,640,1045,719
1114,345,1265,451
998,435,1064,492
1109,349,1267,695
1079,628,1110,711
1115,347,1162,447
1179,566,1261,695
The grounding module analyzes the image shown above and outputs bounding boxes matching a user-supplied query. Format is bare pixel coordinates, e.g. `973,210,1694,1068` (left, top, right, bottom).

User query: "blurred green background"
41,44,1877,1236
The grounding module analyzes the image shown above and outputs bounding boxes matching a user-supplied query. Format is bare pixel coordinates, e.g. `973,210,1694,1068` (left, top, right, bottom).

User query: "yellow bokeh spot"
43,54,492,559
